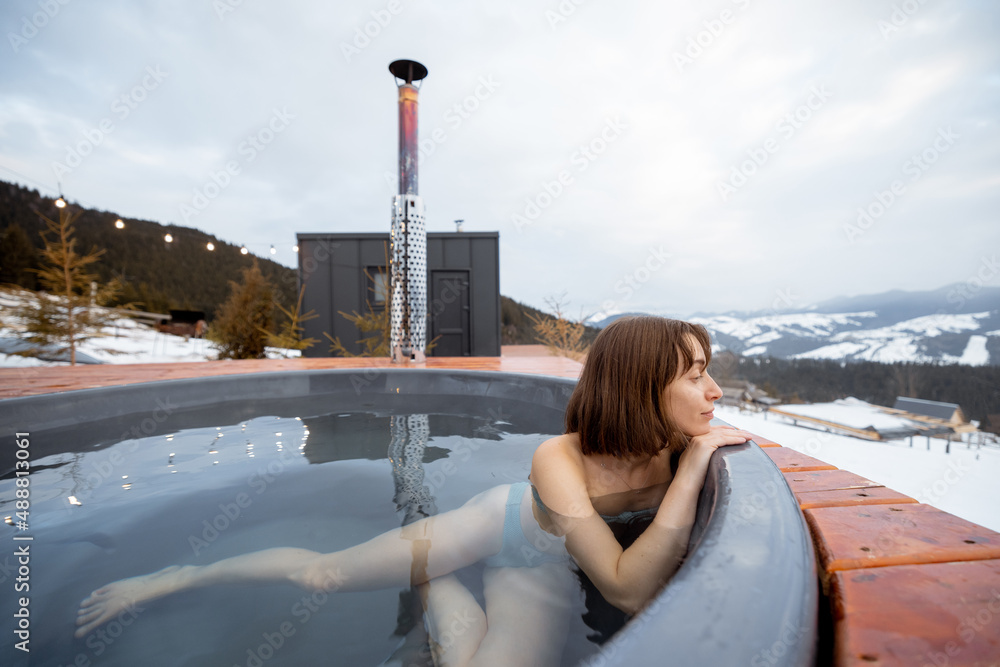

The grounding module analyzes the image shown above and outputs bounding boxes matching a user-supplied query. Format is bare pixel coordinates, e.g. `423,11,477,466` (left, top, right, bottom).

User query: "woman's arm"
530,427,750,614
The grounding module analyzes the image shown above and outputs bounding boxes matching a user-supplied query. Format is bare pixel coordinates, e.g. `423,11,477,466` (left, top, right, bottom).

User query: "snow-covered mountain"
603,284,1000,366
698,284,1000,365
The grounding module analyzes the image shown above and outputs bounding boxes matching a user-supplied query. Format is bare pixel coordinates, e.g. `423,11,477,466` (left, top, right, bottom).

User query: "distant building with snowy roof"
887,396,977,438
892,397,967,426
718,380,776,409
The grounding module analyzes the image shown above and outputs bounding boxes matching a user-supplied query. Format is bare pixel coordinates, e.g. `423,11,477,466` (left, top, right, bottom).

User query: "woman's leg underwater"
420,574,488,666
471,563,577,667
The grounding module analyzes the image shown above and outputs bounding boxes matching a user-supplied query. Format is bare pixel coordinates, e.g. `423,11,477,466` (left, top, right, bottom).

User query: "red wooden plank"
830,559,1000,666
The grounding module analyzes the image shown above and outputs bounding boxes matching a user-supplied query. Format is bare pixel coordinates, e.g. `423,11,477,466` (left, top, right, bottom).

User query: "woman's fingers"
75,609,112,637
691,428,752,449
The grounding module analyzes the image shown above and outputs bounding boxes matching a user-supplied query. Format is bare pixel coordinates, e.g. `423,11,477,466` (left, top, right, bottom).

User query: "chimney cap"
389,59,428,84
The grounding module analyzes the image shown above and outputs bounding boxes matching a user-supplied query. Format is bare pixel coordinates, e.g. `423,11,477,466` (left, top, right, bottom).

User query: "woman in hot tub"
76,316,750,666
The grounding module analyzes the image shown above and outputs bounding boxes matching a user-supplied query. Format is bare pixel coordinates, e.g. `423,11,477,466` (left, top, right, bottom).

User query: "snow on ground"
793,341,869,360
745,330,783,346
0,315,299,366
773,397,917,431
75,317,219,363
718,405,1000,533
955,334,990,366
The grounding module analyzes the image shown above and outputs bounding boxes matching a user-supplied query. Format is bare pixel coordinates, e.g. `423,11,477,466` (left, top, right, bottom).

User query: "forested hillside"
0,180,296,319
712,351,1000,426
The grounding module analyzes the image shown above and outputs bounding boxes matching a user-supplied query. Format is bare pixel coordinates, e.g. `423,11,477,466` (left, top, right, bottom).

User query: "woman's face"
664,339,723,437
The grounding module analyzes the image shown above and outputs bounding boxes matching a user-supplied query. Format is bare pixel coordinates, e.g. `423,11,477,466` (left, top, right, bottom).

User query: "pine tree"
208,261,275,359
11,202,121,365
264,285,318,356
324,305,390,357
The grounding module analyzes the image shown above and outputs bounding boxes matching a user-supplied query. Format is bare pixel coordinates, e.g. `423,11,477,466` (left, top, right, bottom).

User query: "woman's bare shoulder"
531,433,583,469
530,434,594,519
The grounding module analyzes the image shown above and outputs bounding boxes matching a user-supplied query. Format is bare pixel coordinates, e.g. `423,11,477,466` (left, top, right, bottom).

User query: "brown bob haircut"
565,316,713,459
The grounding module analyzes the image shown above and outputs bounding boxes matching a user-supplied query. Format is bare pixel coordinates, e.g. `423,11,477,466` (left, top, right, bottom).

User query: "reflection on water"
389,414,436,525
388,414,436,666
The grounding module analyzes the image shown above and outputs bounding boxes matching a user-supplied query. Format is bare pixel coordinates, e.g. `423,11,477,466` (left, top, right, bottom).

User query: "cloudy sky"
1,0,997,318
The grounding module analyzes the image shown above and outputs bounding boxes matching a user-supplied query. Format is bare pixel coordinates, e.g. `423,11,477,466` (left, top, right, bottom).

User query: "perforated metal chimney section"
388,59,429,363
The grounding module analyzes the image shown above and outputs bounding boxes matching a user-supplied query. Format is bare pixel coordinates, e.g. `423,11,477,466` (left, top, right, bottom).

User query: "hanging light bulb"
292,244,299,253
164,234,173,243
270,245,277,255
55,197,67,209
115,219,125,229
206,242,215,251
240,246,249,255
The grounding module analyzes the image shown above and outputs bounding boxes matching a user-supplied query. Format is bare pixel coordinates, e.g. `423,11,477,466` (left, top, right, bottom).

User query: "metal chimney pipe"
391,59,426,196
388,60,428,363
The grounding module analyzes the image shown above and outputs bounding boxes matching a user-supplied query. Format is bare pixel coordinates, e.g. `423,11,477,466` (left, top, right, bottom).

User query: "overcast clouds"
1,0,997,318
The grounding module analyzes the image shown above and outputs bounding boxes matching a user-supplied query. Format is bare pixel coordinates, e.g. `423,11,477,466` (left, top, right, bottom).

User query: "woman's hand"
75,565,189,638
674,425,752,488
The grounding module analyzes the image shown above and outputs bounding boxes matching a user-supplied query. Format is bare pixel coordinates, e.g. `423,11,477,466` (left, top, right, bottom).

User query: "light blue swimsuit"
482,482,659,569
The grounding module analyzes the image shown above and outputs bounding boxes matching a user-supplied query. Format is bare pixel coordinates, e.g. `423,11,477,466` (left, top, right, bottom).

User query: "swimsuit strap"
531,483,549,516
501,481,529,544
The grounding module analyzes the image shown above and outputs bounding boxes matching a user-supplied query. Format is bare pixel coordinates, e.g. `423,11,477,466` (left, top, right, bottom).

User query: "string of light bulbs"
49,193,298,258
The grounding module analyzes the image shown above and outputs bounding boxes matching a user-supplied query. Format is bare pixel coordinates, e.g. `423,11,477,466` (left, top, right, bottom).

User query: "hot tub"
0,368,817,666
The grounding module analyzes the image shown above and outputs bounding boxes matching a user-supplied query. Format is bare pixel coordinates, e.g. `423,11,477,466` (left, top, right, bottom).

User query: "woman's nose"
707,376,723,401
